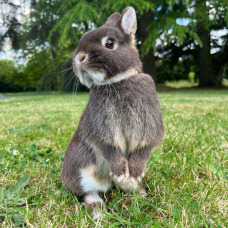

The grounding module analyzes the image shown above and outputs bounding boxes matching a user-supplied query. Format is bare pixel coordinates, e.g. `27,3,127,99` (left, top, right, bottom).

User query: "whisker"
46,59,72,72
59,73,76,92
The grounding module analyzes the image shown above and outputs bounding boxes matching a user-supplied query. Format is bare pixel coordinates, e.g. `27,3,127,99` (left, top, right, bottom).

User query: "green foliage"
21,48,54,89
101,0,155,14
22,0,201,57
0,139,63,226
194,0,228,29
49,0,99,49
0,60,22,92
47,0,157,49
141,1,202,56
0,53,56,92
188,71,195,83
154,0,228,86
34,0,201,58
165,80,198,88
0,60,16,78
2,46,78,92
223,79,228,87
0,176,30,226
1,0,228,89
156,58,198,83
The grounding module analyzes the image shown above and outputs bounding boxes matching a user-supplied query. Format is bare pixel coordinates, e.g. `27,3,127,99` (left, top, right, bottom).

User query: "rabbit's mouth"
77,66,107,88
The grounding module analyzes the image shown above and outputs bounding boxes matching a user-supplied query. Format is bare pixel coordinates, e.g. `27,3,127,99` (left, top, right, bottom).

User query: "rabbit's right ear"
105,12,121,27
120,7,137,35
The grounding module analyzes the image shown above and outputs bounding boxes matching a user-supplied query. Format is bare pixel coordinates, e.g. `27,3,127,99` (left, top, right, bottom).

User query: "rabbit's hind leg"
84,192,104,220
80,162,111,220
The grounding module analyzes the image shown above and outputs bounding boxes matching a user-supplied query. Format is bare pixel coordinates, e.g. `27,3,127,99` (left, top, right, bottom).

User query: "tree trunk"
215,64,226,86
197,23,214,86
196,0,214,87
140,11,157,83
215,38,228,86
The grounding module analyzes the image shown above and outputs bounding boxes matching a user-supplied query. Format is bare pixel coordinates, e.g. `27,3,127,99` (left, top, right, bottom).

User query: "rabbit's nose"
77,52,87,63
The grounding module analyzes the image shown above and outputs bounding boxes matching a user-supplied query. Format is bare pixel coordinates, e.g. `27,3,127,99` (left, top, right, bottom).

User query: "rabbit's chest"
101,102,150,155
111,124,148,156
89,90,158,154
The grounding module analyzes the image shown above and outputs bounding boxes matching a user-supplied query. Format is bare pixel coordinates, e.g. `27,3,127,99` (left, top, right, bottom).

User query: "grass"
165,79,228,88
223,79,228,87
0,91,228,227
165,80,198,88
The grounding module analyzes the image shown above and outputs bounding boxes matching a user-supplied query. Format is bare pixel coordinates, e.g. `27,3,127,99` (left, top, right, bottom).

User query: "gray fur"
61,6,164,219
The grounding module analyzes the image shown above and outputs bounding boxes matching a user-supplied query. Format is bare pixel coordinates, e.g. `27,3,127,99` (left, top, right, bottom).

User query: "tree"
2,0,227,89
195,0,216,86
184,0,228,86
0,0,22,51
33,0,200,83
208,0,228,85
1,0,201,87
0,60,21,92
155,0,228,86
139,11,157,82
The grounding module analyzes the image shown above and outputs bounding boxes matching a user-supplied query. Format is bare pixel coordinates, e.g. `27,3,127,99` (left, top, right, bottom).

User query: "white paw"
137,176,142,182
112,175,139,190
109,171,129,183
115,175,124,182
136,172,145,182
139,187,148,197
92,209,102,220
128,177,139,189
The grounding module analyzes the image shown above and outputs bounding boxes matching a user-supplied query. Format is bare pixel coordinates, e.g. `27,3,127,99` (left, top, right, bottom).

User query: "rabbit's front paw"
109,158,131,185
135,171,145,182
109,159,129,181
110,174,139,190
109,170,130,182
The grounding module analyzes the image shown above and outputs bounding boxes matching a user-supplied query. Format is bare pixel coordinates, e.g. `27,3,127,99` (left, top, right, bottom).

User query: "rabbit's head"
73,7,142,88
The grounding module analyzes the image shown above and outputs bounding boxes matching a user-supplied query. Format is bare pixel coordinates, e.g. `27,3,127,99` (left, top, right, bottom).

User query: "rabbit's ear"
105,12,121,27
120,7,137,35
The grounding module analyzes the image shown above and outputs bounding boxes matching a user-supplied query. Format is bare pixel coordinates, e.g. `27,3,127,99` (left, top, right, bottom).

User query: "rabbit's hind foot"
84,192,104,220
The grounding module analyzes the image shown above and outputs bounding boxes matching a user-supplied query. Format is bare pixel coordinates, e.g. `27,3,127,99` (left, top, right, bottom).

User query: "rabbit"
61,6,164,220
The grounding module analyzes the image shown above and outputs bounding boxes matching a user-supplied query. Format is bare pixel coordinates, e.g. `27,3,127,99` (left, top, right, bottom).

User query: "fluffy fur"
62,6,164,220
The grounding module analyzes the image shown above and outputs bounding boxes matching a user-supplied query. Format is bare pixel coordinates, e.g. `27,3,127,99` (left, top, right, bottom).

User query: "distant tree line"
0,0,228,92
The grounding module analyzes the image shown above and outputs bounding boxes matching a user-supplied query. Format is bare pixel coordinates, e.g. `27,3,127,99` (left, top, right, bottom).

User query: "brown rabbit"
62,6,164,220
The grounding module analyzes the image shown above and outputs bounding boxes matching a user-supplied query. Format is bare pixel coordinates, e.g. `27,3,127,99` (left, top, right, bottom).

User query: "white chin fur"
78,71,93,88
76,68,106,89
96,68,138,86
76,64,138,88
87,71,106,85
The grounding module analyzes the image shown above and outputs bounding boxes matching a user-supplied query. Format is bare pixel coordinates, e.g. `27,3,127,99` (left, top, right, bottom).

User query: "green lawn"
0,91,228,227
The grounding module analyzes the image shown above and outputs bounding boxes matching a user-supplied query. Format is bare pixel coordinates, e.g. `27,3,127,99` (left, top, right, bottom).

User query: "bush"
156,58,198,84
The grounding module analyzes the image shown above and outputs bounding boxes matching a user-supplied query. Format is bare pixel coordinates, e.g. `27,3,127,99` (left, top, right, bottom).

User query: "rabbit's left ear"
120,7,137,35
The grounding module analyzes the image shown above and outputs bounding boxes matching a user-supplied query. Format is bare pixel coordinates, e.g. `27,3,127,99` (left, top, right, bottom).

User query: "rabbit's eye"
105,39,114,49
101,37,117,49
